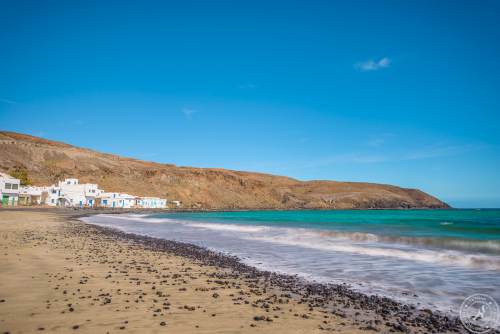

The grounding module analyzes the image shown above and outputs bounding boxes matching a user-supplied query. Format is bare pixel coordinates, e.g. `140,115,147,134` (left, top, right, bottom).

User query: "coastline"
0,202,453,215
0,209,475,333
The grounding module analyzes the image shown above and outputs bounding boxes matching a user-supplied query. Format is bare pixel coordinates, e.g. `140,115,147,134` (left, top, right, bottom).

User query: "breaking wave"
315,230,500,254
163,220,500,270
180,220,500,255
84,214,500,271
246,233,500,271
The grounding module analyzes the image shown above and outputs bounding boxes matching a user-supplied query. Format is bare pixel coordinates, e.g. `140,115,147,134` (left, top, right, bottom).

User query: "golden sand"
0,210,362,333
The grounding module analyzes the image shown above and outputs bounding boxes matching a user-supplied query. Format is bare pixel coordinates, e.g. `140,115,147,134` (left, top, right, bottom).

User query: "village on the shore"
0,172,178,209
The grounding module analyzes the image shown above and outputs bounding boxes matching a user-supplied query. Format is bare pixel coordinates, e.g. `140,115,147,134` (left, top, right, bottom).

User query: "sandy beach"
0,210,366,333
0,209,468,333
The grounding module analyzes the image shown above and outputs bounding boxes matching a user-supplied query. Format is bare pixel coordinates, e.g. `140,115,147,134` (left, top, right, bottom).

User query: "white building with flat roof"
99,192,137,209
136,196,167,209
18,185,45,205
0,172,20,207
45,184,61,206
45,178,102,207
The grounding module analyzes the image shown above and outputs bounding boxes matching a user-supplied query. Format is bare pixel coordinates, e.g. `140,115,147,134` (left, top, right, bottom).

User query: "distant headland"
0,131,449,210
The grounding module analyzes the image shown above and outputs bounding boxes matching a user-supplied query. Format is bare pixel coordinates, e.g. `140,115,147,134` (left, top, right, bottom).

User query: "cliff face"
0,131,449,209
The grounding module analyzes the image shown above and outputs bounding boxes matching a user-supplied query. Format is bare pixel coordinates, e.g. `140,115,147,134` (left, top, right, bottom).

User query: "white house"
136,197,167,209
0,172,20,207
44,184,61,206
45,178,102,207
99,192,137,209
18,185,45,205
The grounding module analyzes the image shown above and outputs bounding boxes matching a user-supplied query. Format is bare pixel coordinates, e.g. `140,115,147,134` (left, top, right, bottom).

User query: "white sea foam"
186,222,270,233
311,229,500,254
91,214,179,224
84,214,500,255
245,232,500,271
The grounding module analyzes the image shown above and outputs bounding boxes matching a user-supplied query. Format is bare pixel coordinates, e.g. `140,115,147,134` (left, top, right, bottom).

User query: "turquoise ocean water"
82,209,500,315
154,209,500,242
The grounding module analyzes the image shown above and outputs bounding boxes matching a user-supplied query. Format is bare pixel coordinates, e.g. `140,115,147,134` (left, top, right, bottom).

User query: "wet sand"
0,210,467,333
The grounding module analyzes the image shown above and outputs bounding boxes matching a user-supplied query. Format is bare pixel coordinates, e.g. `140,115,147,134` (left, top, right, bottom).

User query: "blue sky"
1,0,499,207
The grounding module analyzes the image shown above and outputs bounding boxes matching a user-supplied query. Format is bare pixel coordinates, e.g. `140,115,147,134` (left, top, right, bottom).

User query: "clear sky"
1,0,499,208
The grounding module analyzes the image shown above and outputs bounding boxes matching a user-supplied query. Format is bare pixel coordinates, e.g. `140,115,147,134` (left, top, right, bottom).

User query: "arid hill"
0,131,449,209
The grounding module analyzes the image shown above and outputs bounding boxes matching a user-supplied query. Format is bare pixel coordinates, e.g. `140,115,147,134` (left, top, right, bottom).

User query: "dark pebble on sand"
160,321,166,326
392,324,409,333
359,325,379,331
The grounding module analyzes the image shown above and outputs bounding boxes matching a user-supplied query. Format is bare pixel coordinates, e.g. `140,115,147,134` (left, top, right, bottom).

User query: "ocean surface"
81,209,500,315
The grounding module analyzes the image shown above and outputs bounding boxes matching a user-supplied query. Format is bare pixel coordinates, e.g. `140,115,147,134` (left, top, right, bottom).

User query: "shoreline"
1,205,456,215
0,209,480,333
77,213,467,334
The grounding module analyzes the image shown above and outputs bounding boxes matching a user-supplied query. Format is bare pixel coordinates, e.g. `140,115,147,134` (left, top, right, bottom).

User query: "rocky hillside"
0,131,449,209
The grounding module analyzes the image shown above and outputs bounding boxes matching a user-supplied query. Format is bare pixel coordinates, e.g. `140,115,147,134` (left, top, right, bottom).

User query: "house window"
5,183,11,189
12,184,18,190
